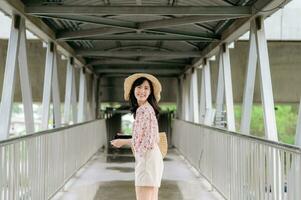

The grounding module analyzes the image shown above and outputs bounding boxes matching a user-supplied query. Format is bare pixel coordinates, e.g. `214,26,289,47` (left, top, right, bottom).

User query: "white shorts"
134,144,164,187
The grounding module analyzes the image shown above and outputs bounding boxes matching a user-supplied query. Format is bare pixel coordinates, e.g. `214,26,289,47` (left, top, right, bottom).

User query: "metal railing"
172,119,301,200
0,119,107,200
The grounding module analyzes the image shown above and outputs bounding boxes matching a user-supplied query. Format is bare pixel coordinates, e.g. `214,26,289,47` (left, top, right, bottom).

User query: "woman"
110,73,164,200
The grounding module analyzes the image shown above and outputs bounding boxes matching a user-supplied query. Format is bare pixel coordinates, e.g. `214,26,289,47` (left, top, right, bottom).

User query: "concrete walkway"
52,148,224,200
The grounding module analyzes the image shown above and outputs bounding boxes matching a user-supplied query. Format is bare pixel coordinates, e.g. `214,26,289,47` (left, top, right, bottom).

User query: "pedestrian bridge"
1,0,301,199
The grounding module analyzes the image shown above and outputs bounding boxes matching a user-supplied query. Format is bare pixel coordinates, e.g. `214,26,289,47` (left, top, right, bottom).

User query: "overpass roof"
2,0,291,77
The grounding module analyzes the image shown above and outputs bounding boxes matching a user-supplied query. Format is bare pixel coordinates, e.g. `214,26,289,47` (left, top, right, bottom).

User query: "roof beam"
88,58,187,66
138,15,250,30
63,34,215,41
77,50,201,58
104,45,173,52
99,74,177,78
56,27,129,40
37,14,247,32
57,27,218,40
26,6,251,16
95,68,182,74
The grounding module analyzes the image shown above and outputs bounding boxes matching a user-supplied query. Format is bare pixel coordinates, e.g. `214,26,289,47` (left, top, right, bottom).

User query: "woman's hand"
110,139,124,148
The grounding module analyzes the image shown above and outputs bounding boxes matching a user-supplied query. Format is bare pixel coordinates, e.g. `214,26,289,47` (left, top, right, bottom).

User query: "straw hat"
124,73,162,102
131,132,168,159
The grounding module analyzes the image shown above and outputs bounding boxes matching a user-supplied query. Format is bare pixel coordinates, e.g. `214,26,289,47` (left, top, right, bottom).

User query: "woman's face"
134,80,151,103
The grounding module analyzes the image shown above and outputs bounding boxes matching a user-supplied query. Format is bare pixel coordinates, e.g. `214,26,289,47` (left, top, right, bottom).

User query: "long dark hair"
129,77,160,119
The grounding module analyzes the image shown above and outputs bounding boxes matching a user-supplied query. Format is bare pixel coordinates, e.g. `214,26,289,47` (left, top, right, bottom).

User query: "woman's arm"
110,138,132,148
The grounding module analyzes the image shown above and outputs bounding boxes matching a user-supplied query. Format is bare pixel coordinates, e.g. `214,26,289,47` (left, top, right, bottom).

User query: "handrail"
172,119,301,200
175,118,301,153
0,119,101,146
0,119,107,200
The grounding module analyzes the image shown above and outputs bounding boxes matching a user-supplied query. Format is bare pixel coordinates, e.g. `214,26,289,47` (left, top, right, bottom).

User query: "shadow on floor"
93,180,183,200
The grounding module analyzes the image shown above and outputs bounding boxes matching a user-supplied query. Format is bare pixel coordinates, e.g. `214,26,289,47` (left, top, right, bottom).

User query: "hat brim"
124,73,162,102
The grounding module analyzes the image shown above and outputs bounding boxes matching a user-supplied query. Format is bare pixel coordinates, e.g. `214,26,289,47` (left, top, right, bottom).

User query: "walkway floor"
52,148,224,200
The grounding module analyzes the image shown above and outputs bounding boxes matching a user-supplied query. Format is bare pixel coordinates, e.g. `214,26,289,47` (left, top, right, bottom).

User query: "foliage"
234,104,298,144
159,103,177,111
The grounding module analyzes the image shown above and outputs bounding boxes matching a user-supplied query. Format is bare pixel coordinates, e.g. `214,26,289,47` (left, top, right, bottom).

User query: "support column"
254,17,278,141
176,77,183,119
78,68,87,122
240,23,258,134
203,59,213,126
0,15,22,139
183,74,190,121
18,17,34,134
187,72,193,122
95,76,100,119
199,68,206,124
71,67,78,123
191,68,199,123
214,49,225,128
181,76,186,120
63,58,74,124
214,45,235,131
295,98,301,146
41,42,55,130
91,75,97,120
52,48,61,128
222,44,236,132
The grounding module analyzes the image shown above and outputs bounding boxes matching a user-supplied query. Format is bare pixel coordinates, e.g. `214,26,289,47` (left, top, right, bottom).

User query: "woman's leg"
135,186,153,200
151,187,159,200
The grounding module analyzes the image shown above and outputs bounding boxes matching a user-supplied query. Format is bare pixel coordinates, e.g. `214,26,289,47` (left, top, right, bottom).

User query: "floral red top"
132,102,159,157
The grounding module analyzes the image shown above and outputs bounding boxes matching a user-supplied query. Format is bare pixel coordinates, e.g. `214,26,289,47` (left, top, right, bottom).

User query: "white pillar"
176,77,183,119
203,59,213,126
240,23,258,134
215,49,225,128
191,68,199,123
91,75,97,120
41,42,55,130
64,58,74,124
295,98,301,146
71,67,78,123
254,17,278,141
18,17,34,134
52,48,61,128
221,44,236,132
0,15,21,139
199,67,206,124
78,68,87,122
181,76,186,120
184,74,190,121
